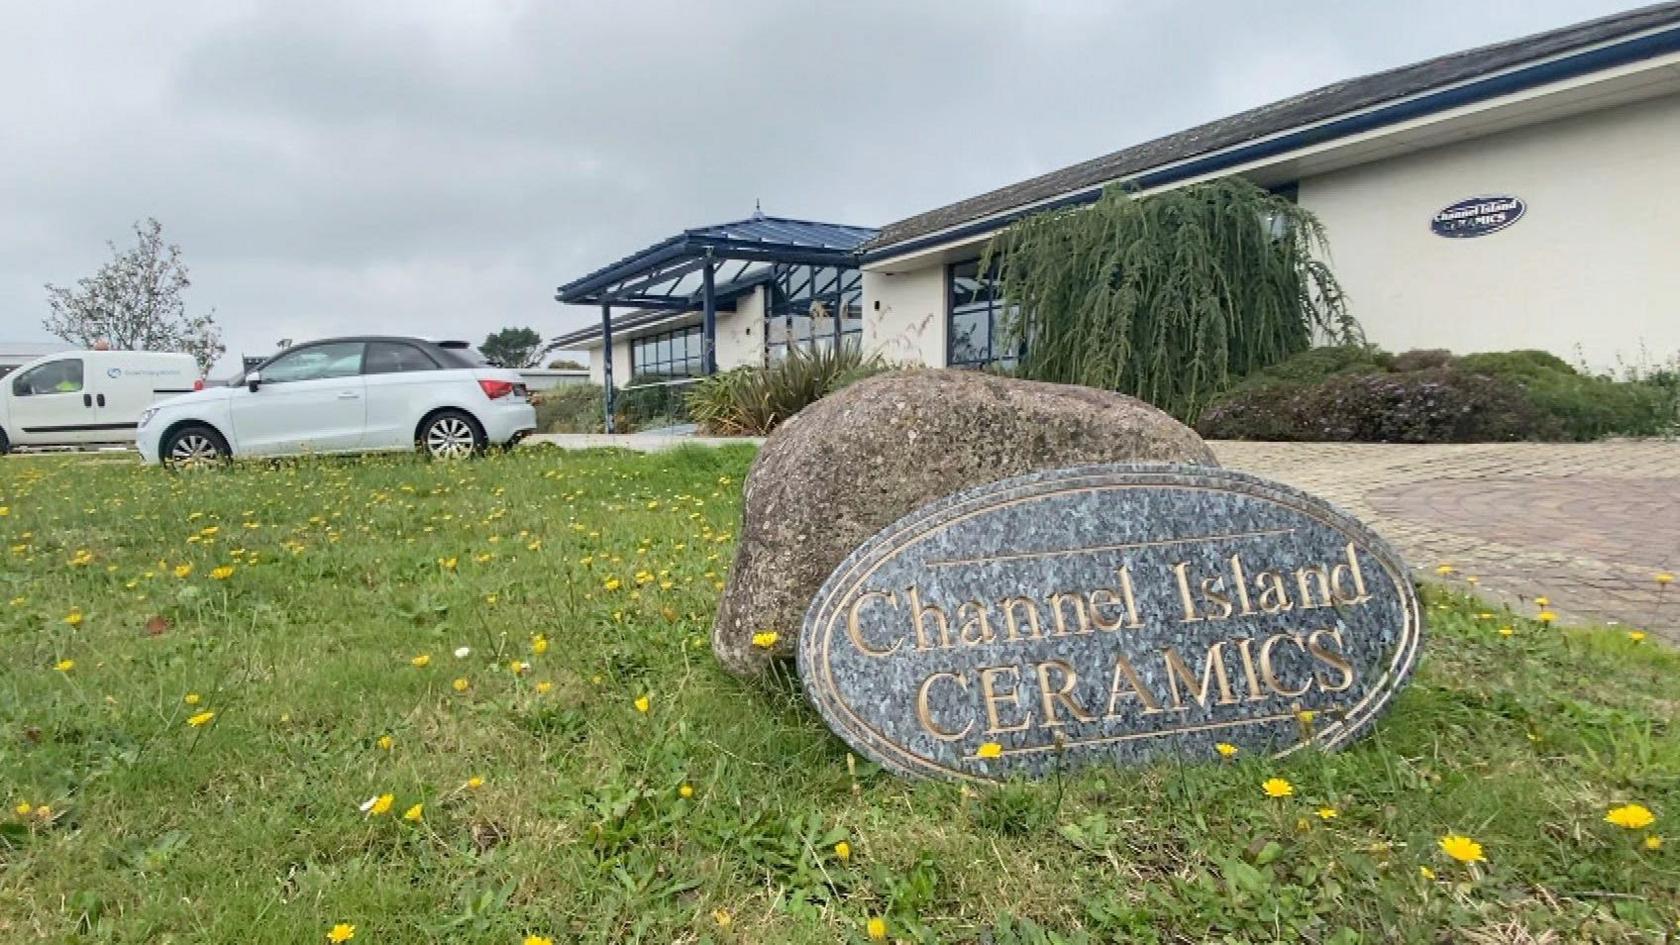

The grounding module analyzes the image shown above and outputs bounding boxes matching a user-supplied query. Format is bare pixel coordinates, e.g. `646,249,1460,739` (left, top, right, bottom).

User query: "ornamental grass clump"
980,177,1357,422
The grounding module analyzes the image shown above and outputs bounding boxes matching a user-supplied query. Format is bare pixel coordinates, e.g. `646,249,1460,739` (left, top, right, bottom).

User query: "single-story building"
556,3,1680,406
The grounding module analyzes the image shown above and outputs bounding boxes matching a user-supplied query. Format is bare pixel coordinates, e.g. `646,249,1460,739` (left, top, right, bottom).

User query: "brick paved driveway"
1212,440,1679,643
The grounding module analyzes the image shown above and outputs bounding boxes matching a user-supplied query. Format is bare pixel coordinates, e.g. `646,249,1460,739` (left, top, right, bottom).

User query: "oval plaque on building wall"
798,464,1422,782
1430,195,1525,238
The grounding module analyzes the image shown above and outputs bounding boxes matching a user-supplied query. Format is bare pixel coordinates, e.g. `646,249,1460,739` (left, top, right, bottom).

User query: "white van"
0,350,200,453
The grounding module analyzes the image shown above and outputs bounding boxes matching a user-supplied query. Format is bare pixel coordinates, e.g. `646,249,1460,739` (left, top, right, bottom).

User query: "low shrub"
1227,344,1391,393
532,379,694,434
1456,350,1672,439
533,384,606,433
687,345,885,436
1202,345,1675,442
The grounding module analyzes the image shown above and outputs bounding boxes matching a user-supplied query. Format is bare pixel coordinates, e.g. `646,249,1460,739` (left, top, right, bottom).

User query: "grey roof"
867,1,1680,254
556,213,877,303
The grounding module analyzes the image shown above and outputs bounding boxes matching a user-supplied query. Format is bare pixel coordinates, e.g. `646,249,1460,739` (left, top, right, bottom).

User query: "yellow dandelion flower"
54,659,75,673
1262,778,1294,798
976,742,1003,759
1645,835,1662,850
678,783,695,799
1438,834,1485,863
634,694,651,714
1433,564,1454,576
184,692,201,705
1536,610,1557,624
466,775,485,790
867,917,887,942
173,563,193,578
509,660,529,675
1296,709,1316,724
403,803,423,822
535,680,553,695
523,937,554,945
1498,625,1515,637
834,840,851,861
186,710,216,728
712,910,732,929
1627,630,1646,643
1215,742,1239,758
1317,807,1338,820
751,630,780,649
64,610,83,627
210,565,234,580
1534,596,1550,607
362,793,394,816
1605,804,1656,830
1657,572,1674,585
452,677,470,693
1419,865,1436,880
531,634,548,655
15,802,31,816
603,577,622,592
327,922,356,942
411,653,431,667
376,735,394,751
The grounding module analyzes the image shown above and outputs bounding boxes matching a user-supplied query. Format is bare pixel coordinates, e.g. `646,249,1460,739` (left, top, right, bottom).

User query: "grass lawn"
1,446,1676,943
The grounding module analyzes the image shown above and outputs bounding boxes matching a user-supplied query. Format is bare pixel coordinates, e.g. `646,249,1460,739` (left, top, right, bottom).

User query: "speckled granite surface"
798,464,1421,783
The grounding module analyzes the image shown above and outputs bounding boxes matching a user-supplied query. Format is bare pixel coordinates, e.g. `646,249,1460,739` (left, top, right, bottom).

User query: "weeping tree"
980,177,1357,421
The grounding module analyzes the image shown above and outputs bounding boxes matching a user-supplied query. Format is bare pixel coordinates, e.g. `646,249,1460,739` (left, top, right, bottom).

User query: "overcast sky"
0,0,1642,370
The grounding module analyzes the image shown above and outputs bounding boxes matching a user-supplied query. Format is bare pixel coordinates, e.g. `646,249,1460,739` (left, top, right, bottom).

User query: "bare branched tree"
43,218,225,374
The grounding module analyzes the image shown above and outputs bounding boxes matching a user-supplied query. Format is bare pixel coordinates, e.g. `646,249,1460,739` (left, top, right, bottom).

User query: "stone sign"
798,464,1421,782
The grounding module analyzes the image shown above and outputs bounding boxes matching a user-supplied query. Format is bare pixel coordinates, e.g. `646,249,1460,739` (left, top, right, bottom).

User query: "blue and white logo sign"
1431,196,1525,238
106,367,122,379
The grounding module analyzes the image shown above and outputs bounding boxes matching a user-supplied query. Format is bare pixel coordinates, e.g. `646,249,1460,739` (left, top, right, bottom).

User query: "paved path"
1211,441,1679,641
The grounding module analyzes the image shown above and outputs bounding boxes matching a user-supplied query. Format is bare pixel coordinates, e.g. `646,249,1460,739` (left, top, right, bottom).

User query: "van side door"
6,358,100,445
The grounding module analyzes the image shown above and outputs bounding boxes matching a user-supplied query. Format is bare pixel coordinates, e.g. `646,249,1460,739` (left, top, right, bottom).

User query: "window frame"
257,342,367,385
946,260,1020,369
10,357,85,397
362,340,442,375
629,325,704,380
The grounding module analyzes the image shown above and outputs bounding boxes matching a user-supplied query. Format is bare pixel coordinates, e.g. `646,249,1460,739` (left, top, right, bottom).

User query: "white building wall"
1299,93,1680,371
716,287,763,371
585,340,632,388
861,267,947,367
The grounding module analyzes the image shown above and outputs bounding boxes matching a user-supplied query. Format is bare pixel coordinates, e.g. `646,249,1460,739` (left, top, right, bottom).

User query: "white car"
136,336,535,466
0,350,199,453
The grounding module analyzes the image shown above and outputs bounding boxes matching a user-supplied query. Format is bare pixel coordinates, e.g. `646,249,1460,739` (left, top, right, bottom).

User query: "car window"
260,343,365,384
364,341,441,375
11,358,84,397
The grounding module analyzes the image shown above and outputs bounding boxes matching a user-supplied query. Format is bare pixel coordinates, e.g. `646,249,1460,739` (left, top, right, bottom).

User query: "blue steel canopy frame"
552,214,877,433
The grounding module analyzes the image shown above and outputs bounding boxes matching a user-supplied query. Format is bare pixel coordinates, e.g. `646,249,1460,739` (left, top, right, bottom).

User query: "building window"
948,260,1020,369
630,325,703,380
766,264,862,362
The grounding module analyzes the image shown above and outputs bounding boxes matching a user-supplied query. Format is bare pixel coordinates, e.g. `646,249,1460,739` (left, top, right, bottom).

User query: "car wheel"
419,410,484,459
162,424,230,469
0,427,10,455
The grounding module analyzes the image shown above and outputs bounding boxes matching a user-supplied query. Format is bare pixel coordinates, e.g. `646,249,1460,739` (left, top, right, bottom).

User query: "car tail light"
193,378,205,391
478,379,515,399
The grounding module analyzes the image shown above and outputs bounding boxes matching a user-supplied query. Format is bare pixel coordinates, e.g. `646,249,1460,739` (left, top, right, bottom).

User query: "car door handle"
337,391,361,399
83,393,92,407
97,393,106,407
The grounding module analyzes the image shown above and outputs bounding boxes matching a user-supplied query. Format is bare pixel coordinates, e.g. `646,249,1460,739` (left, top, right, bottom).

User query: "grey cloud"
0,0,1638,367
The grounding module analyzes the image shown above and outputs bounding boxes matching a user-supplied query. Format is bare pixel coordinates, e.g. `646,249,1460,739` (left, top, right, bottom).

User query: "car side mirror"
246,371,262,392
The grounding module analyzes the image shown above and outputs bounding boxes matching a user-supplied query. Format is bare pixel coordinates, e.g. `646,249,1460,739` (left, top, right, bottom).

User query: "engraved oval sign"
1430,195,1525,238
798,465,1422,782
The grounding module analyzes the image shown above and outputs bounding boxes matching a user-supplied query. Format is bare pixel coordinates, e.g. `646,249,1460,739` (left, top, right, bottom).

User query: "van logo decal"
107,368,122,379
